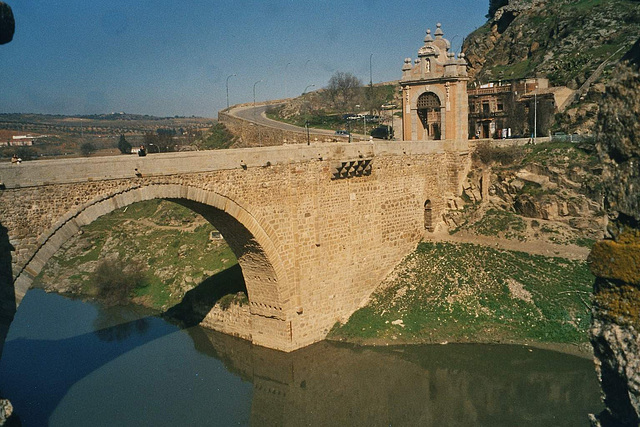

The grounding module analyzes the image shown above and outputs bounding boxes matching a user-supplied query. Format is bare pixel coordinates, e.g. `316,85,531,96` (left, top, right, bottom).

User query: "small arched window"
424,200,434,231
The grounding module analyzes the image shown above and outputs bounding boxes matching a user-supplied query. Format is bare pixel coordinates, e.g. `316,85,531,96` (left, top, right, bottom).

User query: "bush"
80,142,96,157
92,259,147,305
473,142,526,166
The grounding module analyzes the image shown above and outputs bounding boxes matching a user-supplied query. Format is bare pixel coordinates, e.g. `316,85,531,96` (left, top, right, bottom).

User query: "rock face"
0,2,14,45
588,41,640,427
0,399,13,425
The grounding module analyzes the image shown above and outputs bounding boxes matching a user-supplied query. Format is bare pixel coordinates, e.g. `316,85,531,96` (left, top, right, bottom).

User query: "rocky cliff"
587,39,640,427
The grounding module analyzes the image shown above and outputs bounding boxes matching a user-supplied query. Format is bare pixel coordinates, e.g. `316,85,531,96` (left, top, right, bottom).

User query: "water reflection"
0,290,602,426
192,329,602,427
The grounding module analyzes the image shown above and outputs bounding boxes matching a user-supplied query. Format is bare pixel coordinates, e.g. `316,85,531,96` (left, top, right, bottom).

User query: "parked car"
335,130,350,136
370,125,393,140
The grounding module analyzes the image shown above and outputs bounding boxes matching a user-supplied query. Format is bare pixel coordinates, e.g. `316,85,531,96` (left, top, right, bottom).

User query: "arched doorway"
417,92,442,140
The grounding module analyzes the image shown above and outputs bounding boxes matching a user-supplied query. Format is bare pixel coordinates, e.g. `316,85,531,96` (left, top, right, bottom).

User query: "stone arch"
416,92,442,140
12,184,293,322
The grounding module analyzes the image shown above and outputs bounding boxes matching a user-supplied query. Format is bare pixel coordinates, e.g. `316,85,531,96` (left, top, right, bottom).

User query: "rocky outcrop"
588,41,640,427
0,399,13,426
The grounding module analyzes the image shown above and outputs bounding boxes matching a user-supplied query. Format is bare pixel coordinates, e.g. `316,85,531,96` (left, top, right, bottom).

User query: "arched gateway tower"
401,24,469,141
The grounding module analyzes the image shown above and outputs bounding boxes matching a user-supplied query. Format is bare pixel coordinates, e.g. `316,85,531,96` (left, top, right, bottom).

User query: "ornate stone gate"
401,23,469,142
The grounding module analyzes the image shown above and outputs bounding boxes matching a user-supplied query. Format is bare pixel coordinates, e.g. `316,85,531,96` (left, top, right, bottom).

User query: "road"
228,103,384,140
229,104,338,136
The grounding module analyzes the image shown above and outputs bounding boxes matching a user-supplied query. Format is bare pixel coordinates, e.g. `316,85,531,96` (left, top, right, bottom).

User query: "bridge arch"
13,184,294,323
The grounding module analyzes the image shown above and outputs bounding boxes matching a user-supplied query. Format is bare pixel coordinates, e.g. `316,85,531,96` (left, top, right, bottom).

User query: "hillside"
33,200,245,311
462,0,640,132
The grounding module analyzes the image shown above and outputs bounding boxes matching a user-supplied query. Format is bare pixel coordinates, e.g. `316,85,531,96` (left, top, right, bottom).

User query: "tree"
14,146,36,161
117,134,132,154
92,258,146,306
80,142,96,157
325,71,362,112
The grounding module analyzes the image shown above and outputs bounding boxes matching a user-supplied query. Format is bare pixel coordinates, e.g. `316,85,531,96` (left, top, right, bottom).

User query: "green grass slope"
330,241,593,347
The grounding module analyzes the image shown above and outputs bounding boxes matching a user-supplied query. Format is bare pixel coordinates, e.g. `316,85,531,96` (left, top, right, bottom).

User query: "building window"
497,103,504,112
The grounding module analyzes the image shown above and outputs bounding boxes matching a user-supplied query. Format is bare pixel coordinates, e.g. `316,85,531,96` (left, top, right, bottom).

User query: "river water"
0,289,603,426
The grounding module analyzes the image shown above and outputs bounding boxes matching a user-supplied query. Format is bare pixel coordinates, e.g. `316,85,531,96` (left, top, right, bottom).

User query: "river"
0,289,603,426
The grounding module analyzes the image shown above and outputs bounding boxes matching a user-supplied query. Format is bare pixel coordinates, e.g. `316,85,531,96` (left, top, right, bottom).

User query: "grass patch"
464,208,527,240
329,241,593,345
199,123,235,150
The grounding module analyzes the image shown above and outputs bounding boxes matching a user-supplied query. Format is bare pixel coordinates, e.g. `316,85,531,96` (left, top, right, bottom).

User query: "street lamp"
369,53,374,114
369,53,373,86
302,84,315,95
226,74,236,109
284,62,291,98
253,80,263,109
534,90,537,142
253,80,263,146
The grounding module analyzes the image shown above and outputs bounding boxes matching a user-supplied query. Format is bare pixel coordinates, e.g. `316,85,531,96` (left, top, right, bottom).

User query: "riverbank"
328,240,594,356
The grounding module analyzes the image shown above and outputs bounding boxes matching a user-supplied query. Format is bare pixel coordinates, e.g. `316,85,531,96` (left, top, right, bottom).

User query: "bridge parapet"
0,140,468,189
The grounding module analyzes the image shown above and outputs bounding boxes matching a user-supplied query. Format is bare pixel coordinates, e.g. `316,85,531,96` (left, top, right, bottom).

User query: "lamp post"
302,84,315,95
253,80,263,109
369,53,374,114
253,80,263,146
284,62,291,98
534,88,538,143
226,74,236,109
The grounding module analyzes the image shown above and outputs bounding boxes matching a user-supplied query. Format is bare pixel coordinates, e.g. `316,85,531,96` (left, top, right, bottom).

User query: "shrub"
80,142,96,157
473,142,526,166
92,258,147,305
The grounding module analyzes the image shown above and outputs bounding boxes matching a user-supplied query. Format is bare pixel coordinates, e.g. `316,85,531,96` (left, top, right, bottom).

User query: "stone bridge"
0,140,470,353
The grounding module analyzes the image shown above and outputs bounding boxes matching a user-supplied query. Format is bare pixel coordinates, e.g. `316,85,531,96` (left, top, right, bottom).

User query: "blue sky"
0,1,488,117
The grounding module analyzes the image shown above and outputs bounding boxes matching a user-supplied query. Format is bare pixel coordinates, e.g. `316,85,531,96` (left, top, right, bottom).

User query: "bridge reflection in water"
0,290,602,426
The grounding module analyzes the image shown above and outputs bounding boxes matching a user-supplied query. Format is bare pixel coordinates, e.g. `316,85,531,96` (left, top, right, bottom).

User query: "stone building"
400,24,469,142
468,78,569,139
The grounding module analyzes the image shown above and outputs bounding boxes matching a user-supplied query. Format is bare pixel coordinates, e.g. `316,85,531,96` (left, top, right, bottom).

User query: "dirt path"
425,229,591,261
